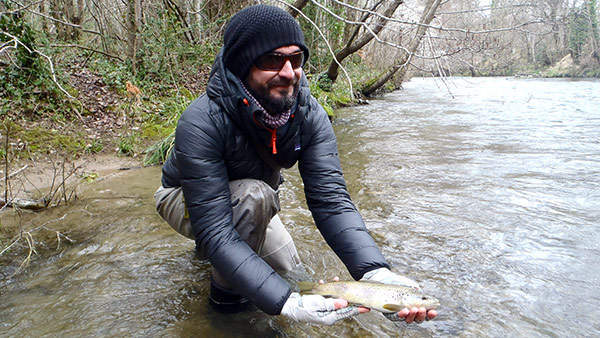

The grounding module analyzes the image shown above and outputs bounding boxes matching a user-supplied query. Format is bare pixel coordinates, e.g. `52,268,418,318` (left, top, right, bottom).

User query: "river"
1,77,599,337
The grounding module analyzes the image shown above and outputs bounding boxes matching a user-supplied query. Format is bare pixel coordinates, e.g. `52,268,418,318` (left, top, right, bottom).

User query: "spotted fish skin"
298,280,439,313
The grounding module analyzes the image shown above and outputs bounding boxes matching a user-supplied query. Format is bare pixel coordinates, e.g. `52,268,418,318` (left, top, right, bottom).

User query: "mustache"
267,76,295,88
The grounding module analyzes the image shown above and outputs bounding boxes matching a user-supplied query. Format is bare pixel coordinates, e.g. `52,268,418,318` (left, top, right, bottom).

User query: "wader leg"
154,179,301,288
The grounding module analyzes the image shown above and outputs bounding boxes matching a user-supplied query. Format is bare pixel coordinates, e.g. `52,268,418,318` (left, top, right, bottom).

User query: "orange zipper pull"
271,129,277,155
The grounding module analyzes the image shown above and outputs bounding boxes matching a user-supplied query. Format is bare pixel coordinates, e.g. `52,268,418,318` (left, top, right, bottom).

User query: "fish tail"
297,281,317,294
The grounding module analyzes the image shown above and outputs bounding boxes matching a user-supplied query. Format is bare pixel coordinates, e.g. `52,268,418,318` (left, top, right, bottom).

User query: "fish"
297,280,439,313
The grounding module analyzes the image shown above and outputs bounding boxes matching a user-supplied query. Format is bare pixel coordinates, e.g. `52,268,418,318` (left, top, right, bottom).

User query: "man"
155,4,437,325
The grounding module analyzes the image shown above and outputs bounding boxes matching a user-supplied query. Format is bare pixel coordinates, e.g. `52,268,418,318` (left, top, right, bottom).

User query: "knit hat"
223,4,309,79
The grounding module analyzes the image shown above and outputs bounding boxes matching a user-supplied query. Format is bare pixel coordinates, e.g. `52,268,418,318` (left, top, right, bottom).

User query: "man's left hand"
360,268,437,324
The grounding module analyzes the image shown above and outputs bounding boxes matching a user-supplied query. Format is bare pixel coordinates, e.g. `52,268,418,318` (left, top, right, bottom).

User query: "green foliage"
0,7,76,122
317,72,333,91
89,59,132,90
588,0,599,43
118,134,138,156
0,10,55,98
133,8,218,86
567,0,599,62
23,128,85,155
143,132,175,166
309,73,354,118
0,120,88,159
140,90,192,165
80,172,99,183
297,1,348,72
85,139,104,154
139,90,190,139
0,10,38,75
310,81,335,117
582,67,600,77
569,6,590,60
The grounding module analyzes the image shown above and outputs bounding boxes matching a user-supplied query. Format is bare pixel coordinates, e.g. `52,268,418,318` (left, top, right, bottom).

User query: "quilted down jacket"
160,50,390,315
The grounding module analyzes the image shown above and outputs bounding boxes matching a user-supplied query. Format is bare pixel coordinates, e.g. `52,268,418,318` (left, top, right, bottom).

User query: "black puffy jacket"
161,50,390,315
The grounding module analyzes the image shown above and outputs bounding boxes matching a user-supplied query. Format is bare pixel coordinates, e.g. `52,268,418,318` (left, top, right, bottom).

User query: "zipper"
250,109,278,155
270,129,277,155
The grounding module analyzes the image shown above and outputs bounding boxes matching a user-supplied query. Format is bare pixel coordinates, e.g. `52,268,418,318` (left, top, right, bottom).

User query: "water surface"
1,77,599,337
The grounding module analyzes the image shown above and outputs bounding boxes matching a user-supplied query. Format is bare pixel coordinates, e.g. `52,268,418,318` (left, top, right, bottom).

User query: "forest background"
1,0,599,210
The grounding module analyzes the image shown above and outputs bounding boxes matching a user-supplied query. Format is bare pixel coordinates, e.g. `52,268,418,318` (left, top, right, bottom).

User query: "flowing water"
1,77,599,337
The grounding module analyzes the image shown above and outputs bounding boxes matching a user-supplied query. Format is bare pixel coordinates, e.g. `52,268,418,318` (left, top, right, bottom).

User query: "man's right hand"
360,268,437,323
280,292,368,325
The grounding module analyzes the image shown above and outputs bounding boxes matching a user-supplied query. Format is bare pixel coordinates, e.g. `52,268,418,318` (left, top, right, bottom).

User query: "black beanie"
223,4,309,79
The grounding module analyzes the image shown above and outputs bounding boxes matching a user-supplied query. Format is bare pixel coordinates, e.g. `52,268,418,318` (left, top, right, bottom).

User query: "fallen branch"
15,231,36,274
0,164,28,182
0,197,48,210
1,213,74,260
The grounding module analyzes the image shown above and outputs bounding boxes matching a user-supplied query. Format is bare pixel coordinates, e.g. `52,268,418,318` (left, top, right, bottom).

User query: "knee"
230,179,280,214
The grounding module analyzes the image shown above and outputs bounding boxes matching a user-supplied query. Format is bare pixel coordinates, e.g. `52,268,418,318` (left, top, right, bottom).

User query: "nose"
278,60,295,80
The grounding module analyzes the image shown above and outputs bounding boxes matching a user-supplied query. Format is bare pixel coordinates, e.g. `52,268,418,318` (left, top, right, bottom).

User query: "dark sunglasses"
254,51,305,71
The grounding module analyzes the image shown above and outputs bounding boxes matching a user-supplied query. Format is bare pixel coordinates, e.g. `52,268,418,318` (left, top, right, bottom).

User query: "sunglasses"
254,51,305,71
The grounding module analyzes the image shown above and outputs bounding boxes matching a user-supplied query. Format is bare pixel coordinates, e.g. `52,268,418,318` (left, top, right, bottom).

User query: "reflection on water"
1,77,599,337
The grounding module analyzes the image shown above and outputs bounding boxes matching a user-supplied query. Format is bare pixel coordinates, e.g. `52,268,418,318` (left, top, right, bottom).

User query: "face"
246,45,304,114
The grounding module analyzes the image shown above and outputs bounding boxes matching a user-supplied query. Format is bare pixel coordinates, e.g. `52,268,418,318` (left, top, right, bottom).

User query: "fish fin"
297,281,317,294
383,304,405,312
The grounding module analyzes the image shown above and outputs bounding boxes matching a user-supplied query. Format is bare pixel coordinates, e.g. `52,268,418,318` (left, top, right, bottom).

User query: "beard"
249,76,300,115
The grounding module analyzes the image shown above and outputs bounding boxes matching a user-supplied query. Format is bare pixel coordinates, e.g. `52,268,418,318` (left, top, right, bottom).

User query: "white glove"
360,267,421,289
280,292,360,325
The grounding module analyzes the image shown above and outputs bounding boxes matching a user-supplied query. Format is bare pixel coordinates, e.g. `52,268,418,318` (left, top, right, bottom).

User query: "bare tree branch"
326,0,544,35
8,0,103,36
275,0,354,98
50,43,124,61
322,0,403,83
436,4,534,16
286,0,309,18
361,0,443,96
1,0,42,15
0,165,28,182
1,31,75,100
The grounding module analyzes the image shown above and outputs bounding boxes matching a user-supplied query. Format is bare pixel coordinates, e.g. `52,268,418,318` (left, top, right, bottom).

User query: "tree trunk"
127,0,140,74
204,0,252,22
64,0,75,39
49,0,66,40
342,0,358,43
287,0,310,18
164,0,196,44
191,0,202,41
40,0,48,32
361,0,442,97
325,0,402,84
66,0,85,40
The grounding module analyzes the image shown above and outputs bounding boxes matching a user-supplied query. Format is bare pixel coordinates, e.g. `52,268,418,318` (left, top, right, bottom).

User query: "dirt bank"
1,154,142,204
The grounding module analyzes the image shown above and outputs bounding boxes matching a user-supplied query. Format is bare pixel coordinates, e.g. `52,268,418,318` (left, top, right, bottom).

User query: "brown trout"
298,280,439,313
